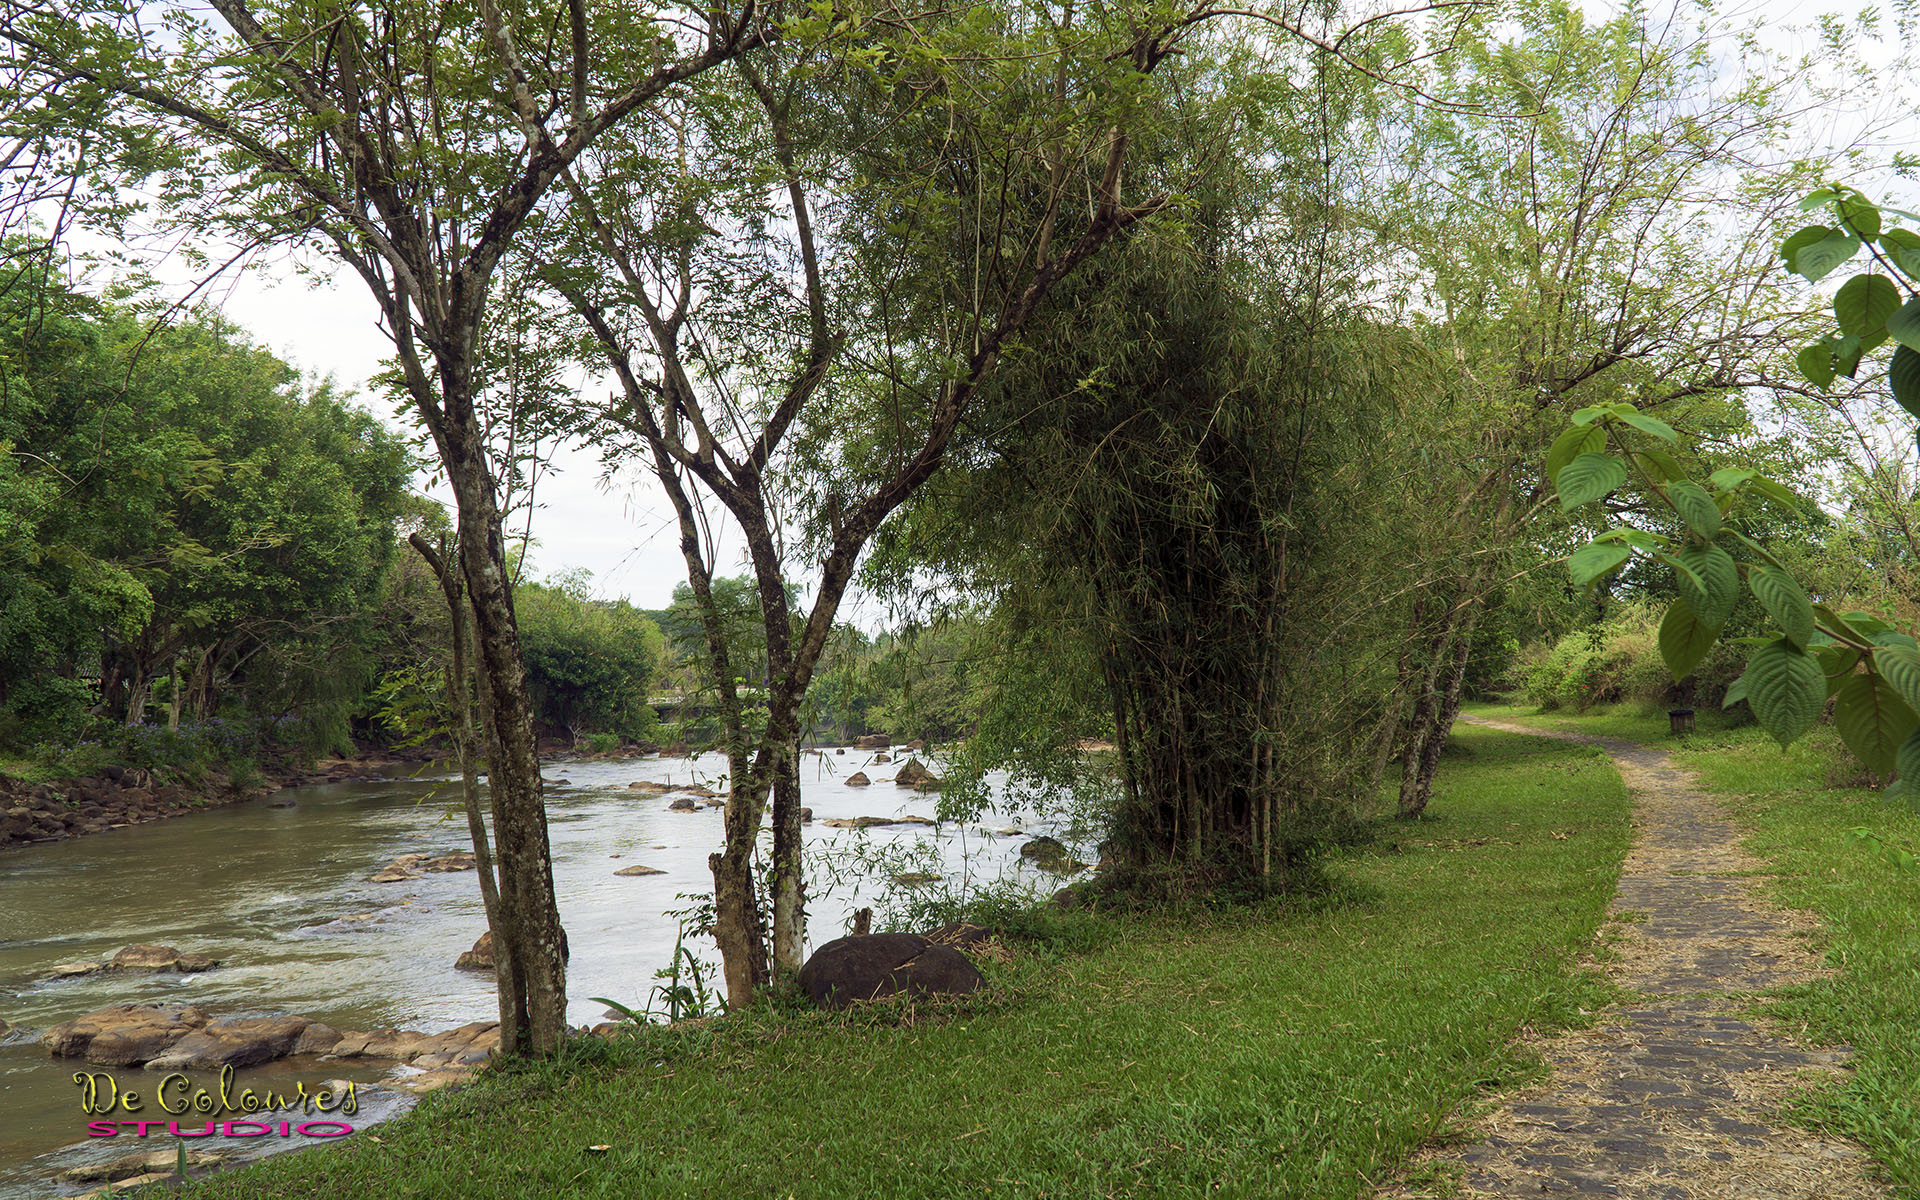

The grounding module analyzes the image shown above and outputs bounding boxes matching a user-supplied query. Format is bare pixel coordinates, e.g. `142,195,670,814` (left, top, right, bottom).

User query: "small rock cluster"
366,851,476,883
44,944,219,979
41,1002,499,1074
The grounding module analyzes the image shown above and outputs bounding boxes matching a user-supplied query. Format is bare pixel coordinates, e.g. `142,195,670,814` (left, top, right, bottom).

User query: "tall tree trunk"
770,745,805,972
440,417,567,1056
410,533,519,1039
1403,619,1478,817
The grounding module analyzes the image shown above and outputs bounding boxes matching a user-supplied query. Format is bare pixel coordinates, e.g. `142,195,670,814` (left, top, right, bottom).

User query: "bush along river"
0,748,1071,1195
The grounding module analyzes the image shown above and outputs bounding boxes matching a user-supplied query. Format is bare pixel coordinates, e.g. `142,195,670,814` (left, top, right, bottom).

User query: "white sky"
123,0,1912,616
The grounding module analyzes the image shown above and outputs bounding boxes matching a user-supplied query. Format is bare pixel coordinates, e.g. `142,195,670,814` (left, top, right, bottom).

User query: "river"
0,749,1062,1195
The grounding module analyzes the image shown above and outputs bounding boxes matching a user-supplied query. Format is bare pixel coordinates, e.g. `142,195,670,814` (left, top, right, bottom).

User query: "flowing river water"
0,749,1058,1195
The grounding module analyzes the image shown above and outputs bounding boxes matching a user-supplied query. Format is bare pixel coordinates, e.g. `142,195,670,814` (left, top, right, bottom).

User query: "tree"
543,3,1202,1000
516,570,664,744
0,269,413,748
1363,0,1845,816
5,0,773,1052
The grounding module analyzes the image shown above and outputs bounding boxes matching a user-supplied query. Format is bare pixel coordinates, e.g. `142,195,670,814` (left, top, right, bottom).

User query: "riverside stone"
796,933,985,1009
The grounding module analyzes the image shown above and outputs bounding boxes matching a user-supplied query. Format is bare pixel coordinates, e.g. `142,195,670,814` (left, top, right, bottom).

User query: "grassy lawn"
186,724,1628,1199
1467,699,1920,1194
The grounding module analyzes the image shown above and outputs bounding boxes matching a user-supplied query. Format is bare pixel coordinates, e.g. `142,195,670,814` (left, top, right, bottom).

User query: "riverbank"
180,722,1633,1197
0,746,442,852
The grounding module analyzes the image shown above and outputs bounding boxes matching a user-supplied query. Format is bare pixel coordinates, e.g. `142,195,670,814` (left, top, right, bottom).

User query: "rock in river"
43,1003,211,1065
143,1015,314,1071
893,758,942,790
455,930,495,971
613,864,665,876
844,771,871,787
796,932,985,1009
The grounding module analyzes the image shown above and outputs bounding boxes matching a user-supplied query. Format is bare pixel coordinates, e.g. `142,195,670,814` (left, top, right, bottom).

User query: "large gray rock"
796,932,985,1009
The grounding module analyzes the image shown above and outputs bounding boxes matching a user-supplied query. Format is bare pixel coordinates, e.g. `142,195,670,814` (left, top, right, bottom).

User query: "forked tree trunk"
1396,596,1481,820
410,534,519,1039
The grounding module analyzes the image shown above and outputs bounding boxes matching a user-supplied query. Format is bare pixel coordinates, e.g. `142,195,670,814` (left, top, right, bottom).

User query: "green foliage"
516,570,664,744
0,255,415,755
1519,603,1746,713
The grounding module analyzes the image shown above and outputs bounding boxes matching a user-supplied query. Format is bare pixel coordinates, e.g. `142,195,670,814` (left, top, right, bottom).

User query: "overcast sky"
118,0,1912,617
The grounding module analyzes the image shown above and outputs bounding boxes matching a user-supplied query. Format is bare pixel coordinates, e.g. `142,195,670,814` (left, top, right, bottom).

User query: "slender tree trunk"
187,645,216,723
411,534,518,1038
770,745,805,972
1396,594,1482,819
438,412,567,1055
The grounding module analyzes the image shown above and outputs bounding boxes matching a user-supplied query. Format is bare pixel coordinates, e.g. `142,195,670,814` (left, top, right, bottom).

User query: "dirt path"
1385,715,1888,1200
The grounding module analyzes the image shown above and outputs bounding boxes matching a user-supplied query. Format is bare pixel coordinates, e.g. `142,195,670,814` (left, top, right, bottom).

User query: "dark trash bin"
1668,707,1695,735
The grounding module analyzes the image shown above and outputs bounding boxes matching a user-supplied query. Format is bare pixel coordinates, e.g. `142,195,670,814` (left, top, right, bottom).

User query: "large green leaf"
1837,195,1884,241
1667,480,1721,538
1883,228,1920,276
1892,345,1920,419
1674,543,1739,627
1745,638,1826,746
1545,424,1605,483
1833,672,1920,774
1873,644,1920,714
1568,541,1632,587
1890,299,1920,353
1723,673,1749,708
1746,565,1816,649
1555,452,1627,511
1897,729,1920,791
1616,409,1678,441
1797,343,1836,388
1793,232,1862,281
1634,447,1686,482
1835,274,1902,336
1781,223,1836,263
1658,596,1722,682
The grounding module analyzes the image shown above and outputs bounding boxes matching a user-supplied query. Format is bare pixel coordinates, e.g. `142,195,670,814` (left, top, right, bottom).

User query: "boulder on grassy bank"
796,933,985,1009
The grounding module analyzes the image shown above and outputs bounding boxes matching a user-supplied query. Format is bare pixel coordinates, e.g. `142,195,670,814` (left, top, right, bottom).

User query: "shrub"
1518,603,1746,713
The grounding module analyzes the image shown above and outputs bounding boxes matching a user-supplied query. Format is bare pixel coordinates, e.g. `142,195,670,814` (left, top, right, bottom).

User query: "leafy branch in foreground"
1553,185,1920,798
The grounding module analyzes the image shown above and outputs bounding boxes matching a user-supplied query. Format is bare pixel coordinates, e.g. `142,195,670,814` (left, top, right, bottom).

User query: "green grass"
1468,699,1920,1194
185,725,1629,1199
